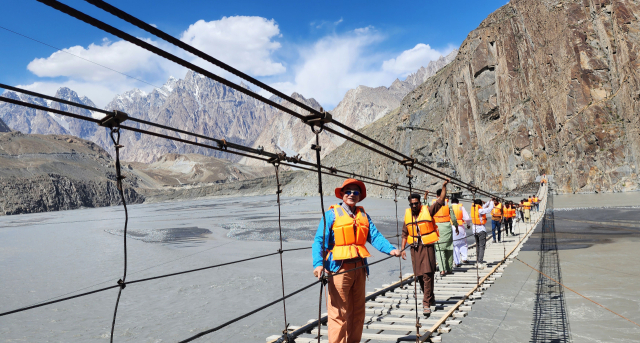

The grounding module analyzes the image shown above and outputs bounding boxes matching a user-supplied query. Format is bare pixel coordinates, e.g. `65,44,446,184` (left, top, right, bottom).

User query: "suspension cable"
108,127,128,343
36,0,504,200
404,163,421,343
393,187,403,285
79,0,501,198
272,161,290,342
0,93,477,204
472,191,480,286
310,121,329,343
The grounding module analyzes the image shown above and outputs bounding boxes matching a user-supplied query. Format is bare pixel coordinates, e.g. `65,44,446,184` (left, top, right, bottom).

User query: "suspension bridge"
2,1,639,343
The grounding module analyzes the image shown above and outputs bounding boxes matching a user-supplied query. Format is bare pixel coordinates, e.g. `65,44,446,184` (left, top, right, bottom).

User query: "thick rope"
472,191,480,286
108,127,128,343
273,163,290,342
405,165,421,342
312,125,328,343
394,188,403,285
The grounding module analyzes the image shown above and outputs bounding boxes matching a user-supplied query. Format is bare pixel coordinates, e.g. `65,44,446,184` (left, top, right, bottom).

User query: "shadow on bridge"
530,190,572,343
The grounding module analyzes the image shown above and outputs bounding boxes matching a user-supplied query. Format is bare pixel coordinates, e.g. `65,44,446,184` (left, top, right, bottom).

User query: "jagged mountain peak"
54,87,81,101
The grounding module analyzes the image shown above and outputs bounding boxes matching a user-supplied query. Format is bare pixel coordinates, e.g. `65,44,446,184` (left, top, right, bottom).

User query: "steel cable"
0,285,120,317
0,90,478,203
80,0,501,198
108,127,128,343
178,280,321,343
404,165,421,342
272,163,291,342
394,188,403,284
37,0,504,200
311,125,328,343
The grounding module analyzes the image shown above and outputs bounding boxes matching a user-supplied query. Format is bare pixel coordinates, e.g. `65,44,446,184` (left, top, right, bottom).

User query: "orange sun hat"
334,179,367,201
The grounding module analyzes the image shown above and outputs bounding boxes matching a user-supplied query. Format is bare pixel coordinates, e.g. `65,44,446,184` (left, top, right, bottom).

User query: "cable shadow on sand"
531,191,572,343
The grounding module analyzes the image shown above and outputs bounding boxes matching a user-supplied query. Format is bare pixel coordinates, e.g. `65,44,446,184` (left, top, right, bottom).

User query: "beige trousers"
327,260,366,343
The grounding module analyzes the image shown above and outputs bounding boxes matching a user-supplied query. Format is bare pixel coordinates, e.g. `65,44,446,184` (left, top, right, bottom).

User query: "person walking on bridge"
532,194,540,212
504,201,516,236
450,197,470,267
490,198,504,243
522,198,532,222
517,200,524,223
401,179,450,318
431,189,459,276
471,199,493,269
312,179,400,343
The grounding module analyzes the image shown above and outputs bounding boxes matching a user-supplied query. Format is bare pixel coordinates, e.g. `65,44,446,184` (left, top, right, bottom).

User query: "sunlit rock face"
290,0,640,196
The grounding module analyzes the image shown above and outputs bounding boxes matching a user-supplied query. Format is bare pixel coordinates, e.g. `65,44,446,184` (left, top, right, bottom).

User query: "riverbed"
0,195,415,342
1,192,638,342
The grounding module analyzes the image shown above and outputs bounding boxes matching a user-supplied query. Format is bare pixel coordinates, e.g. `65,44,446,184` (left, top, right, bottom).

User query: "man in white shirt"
470,198,494,269
450,198,470,267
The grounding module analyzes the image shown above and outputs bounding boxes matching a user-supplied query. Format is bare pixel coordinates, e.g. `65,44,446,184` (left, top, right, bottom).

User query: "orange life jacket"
431,199,451,223
404,206,439,245
504,207,516,218
452,204,464,221
533,197,539,203
523,201,531,210
491,203,503,221
471,204,487,225
328,204,371,261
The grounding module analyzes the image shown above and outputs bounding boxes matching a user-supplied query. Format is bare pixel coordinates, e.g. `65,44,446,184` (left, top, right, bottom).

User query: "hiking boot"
423,308,431,318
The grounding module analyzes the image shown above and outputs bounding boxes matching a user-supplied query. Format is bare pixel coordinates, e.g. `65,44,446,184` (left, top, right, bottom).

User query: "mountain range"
0,50,458,166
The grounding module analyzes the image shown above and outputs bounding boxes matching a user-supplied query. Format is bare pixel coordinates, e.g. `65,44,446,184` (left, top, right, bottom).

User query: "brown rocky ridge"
287,0,640,197
0,129,144,215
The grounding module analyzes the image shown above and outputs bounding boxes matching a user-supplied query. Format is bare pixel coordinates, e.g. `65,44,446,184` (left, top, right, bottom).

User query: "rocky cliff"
287,0,640,196
0,117,10,132
0,131,144,215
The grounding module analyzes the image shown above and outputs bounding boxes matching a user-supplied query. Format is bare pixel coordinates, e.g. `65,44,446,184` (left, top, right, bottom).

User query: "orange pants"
327,260,366,343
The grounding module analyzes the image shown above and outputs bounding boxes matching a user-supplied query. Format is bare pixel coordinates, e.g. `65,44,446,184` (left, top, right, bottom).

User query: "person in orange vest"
431,189,459,276
312,179,400,343
504,201,516,236
450,197,470,267
522,198,532,222
470,198,493,269
532,194,540,211
490,198,504,243
401,179,450,318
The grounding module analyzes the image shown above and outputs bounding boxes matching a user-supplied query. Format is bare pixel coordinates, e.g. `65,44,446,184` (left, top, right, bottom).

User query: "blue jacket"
312,204,397,274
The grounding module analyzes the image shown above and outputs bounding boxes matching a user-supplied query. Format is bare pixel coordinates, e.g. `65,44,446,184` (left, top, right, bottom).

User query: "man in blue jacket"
312,178,400,343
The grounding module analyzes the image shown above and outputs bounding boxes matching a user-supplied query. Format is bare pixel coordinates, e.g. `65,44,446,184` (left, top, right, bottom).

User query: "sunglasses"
344,190,360,196
409,202,421,207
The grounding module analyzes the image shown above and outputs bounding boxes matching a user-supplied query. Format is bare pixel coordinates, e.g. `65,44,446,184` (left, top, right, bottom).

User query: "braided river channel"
2,192,639,342
1,196,416,342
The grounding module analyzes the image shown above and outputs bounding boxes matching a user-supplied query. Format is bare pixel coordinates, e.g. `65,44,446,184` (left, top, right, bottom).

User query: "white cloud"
19,15,453,111
264,28,454,109
21,16,285,107
27,39,179,83
266,28,385,106
180,16,285,77
382,43,450,76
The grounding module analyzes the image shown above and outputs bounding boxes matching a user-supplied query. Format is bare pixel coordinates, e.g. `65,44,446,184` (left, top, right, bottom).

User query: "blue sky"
0,0,508,108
